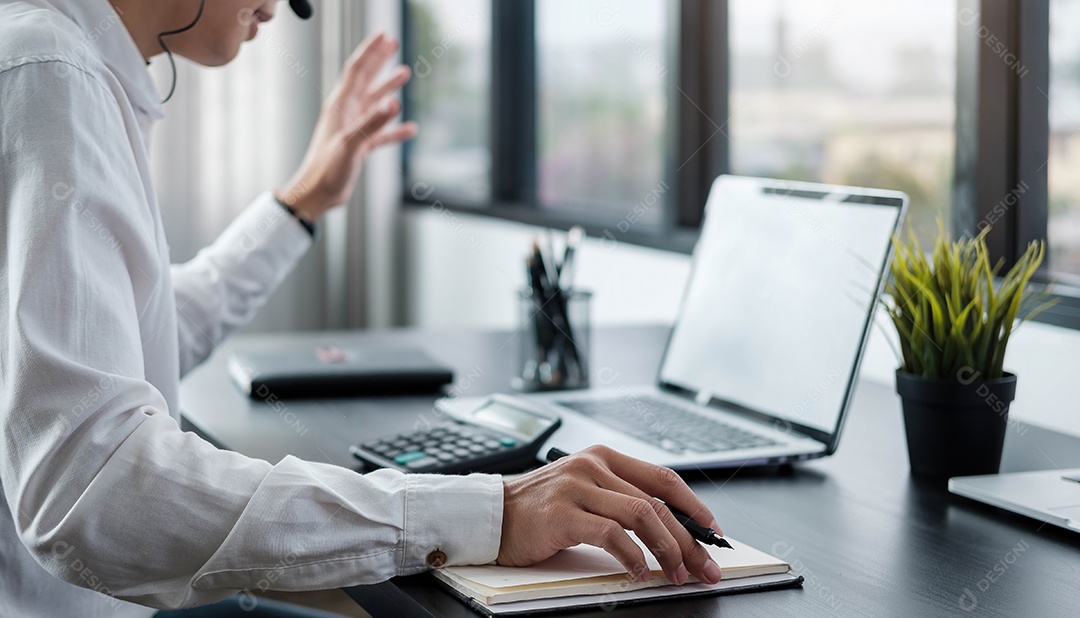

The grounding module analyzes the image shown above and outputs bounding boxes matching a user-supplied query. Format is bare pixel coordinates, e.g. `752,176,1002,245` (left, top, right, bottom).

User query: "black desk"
181,326,1080,618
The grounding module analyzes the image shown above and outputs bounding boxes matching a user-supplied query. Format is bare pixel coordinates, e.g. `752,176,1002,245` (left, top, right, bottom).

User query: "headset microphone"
289,0,314,20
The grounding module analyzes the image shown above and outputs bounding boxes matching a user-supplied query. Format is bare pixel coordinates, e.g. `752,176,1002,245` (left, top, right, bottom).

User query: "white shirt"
0,1,503,615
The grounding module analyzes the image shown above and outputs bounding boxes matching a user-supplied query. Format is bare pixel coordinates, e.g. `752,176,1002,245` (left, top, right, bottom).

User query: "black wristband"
273,196,316,238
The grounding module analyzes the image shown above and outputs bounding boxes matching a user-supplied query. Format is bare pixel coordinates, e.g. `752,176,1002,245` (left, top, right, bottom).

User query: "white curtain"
149,4,343,331
148,1,407,332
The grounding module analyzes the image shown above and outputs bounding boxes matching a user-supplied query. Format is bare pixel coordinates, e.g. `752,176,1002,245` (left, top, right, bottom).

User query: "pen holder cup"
515,288,592,392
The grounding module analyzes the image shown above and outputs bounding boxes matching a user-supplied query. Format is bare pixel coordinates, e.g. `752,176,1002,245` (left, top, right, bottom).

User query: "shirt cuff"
403,473,504,573
223,192,314,261
272,194,316,238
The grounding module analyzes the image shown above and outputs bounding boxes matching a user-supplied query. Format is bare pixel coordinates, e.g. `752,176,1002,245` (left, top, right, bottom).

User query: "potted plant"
883,225,1051,479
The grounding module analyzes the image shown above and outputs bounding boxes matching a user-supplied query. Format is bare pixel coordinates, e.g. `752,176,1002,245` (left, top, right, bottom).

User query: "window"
402,0,955,247
537,0,674,226
729,0,956,240
404,0,492,201
1048,0,1080,280
402,0,1080,329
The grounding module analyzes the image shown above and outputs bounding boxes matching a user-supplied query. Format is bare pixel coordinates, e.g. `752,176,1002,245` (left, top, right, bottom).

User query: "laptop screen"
659,176,905,444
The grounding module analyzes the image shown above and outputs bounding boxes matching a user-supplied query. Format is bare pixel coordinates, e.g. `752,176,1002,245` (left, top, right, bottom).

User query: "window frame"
955,0,1080,329
401,0,1080,330
401,0,719,255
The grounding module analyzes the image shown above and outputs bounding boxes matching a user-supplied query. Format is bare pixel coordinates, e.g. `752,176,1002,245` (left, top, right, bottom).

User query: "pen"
531,240,579,382
558,226,584,289
544,448,733,550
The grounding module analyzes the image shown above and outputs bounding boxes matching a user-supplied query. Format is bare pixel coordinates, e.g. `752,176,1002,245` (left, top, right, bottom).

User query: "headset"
289,0,313,20
159,0,314,103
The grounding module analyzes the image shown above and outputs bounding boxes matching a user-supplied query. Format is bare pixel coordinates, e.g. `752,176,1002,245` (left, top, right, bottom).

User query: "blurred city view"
405,0,492,201
536,0,672,226
729,0,955,245
405,0,1080,278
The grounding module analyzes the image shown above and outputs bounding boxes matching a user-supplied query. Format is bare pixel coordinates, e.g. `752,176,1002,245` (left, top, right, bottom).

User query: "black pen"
545,448,733,550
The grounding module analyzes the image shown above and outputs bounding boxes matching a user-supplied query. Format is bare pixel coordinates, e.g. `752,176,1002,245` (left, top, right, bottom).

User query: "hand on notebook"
498,445,724,586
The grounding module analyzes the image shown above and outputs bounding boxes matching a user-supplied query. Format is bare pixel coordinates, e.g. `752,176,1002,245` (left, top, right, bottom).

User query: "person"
0,1,725,616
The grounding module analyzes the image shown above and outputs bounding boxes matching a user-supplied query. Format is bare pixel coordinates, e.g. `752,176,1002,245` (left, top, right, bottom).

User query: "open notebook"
432,534,801,616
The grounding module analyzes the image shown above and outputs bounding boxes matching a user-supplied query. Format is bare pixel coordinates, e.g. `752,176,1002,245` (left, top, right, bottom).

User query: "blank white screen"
660,177,902,435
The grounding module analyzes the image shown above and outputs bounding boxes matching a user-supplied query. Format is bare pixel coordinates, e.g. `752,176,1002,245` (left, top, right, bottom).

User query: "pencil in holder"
515,288,591,392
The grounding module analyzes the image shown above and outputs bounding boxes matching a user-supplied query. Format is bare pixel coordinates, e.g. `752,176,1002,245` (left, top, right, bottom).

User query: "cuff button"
426,550,448,568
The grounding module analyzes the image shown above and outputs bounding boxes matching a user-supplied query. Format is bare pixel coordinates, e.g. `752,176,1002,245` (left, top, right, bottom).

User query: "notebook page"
444,534,787,591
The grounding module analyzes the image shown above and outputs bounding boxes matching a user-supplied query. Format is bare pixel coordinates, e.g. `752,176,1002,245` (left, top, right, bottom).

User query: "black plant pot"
895,370,1017,479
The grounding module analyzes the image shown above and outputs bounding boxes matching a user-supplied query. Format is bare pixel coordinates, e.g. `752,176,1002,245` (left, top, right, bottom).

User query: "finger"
368,121,419,149
649,498,721,584
346,100,401,148
580,489,687,584
568,512,652,583
590,474,722,585
343,33,399,93
342,32,387,81
586,446,721,533
360,66,411,109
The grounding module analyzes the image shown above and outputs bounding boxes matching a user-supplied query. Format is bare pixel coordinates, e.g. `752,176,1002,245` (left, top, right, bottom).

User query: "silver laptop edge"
950,470,1080,533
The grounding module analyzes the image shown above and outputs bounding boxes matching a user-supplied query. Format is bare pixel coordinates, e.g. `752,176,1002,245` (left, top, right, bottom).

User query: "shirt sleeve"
0,61,503,611
171,193,313,378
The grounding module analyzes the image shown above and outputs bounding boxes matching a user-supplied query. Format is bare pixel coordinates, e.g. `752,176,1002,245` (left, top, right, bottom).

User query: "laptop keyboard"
557,396,780,455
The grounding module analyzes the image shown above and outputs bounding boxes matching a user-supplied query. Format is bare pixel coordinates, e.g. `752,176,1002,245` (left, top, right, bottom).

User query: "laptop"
949,470,1080,533
440,175,907,469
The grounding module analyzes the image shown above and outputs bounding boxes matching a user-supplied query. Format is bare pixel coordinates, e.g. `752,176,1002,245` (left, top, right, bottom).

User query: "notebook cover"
229,344,454,399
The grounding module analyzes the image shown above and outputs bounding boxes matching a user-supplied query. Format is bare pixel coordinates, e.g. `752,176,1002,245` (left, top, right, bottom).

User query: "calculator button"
451,447,471,458
434,452,455,462
482,440,501,450
393,451,427,465
498,437,518,447
405,457,440,470
468,444,487,454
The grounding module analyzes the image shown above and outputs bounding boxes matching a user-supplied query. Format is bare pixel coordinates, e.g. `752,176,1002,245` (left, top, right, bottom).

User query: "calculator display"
470,401,553,438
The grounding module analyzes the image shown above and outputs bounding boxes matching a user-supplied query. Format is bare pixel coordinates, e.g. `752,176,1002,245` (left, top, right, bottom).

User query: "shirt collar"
48,0,164,122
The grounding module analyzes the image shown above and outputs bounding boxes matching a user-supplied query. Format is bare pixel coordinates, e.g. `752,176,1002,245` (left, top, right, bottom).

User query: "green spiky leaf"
882,221,1053,380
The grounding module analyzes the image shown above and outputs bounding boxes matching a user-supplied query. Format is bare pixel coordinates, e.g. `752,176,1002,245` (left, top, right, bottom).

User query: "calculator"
350,395,562,474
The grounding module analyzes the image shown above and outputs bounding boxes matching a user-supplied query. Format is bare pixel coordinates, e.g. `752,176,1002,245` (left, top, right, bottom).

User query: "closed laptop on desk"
230,344,454,399
441,175,907,469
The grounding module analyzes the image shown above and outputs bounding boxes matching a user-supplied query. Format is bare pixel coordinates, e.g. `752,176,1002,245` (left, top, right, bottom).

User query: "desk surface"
181,326,1080,618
